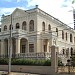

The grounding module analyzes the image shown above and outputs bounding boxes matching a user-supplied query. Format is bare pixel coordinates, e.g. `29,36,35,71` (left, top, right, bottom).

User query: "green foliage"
72,0,75,4
70,54,75,66
44,60,51,66
58,59,64,66
0,58,63,66
11,59,51,66
0,58,8,65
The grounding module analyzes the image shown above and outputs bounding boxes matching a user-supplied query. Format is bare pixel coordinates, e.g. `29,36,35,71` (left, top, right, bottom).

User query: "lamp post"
8,14,12,75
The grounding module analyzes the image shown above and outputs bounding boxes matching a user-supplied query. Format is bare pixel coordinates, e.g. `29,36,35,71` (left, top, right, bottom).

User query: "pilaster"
27,40,29,53
47,41,49,52
1,39,5,55
41,39,43,52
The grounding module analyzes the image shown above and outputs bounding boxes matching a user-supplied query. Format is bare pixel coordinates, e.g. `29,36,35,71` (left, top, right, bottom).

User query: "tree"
72,0,75,4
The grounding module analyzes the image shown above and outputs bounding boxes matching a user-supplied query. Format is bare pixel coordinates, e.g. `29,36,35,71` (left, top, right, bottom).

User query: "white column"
41,39,43,52
1,39,5,55
49,40,51,53
69,48,71,59
27,41,29,53
16,38,20,54
47,41,49,52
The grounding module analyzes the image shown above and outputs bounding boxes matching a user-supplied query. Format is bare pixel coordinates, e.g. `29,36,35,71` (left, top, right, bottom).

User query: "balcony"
0,29,28,38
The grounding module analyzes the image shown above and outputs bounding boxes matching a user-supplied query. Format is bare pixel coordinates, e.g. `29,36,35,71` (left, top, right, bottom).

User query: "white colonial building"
0,5,75,64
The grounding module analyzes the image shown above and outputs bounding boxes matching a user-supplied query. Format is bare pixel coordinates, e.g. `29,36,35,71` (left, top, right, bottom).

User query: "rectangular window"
70,34,72,42
73,14,75,19
74,19,75,21
29,44,34,52
22,45,26,53
66,33,67,41
62,31,64,39
44,45,47,52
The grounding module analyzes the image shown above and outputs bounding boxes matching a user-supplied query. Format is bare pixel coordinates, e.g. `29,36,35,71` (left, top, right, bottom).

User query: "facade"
0,5,75,64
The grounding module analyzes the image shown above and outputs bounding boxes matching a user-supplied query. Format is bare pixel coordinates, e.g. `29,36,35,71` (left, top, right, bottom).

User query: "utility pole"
8,14,12,75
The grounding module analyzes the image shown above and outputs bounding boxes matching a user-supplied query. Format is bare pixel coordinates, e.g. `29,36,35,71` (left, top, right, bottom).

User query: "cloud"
27,0,67,14
1,0,26,3
0,8,15,15
3,0,13,2
0,0,74,28
0,7,26,16
16,0,28,3
16,0,21,2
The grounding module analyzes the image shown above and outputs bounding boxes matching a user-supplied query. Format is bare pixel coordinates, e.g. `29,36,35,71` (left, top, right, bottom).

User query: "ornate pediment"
12,8,27,18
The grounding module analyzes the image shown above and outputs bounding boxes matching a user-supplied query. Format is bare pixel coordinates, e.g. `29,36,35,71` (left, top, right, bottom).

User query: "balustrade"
0,52,51,59
0,53,69,60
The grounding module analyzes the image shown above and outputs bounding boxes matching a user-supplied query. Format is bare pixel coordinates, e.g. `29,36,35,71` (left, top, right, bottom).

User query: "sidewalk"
0,71,39,75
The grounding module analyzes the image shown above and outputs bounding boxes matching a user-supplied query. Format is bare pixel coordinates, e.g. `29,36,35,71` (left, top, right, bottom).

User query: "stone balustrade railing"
15,52,51,59
0,52,70,60
0,52,51,59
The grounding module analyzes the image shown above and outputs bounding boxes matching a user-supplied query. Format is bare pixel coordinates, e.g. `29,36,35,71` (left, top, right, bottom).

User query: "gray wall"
0,65,52,75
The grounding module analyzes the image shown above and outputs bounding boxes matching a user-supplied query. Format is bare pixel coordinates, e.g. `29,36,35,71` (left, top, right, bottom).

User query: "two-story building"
0,5,75,64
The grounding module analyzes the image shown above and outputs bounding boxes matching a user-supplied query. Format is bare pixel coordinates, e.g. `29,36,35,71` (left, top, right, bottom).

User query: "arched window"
22,21,27,30
16,23,20,29
62,30,64,39
9,24,13,30
56,28,58,36
48,24,51,31
62,49,65,54
71,47,73,56
42,22,45,31
70,34,72,42
4,25,7,31
66,32,67,41
29,20,34,31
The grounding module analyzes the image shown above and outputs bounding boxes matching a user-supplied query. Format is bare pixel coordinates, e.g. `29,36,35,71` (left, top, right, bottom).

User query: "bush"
58,58,64,66
70,54,75,66
0,58,63,66
44,60,51,66
11,59,51,66
0,58,8,65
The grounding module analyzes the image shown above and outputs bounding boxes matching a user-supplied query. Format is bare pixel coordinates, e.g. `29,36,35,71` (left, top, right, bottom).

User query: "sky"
0,0,75,28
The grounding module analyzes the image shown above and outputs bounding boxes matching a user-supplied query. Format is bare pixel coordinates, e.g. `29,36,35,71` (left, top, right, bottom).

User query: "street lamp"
8,14,12,75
